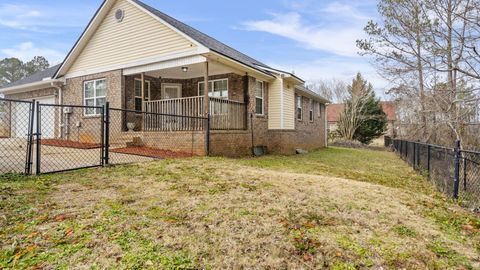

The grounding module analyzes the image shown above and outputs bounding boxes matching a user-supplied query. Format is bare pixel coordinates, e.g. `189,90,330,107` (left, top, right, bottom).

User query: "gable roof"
0,64,61,90
130,0,271,71
55,0,274,79
327,102,397,122
1,0,295,91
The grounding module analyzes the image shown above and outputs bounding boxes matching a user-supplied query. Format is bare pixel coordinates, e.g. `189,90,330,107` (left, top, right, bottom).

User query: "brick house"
0,0,329,157
327,102,397,137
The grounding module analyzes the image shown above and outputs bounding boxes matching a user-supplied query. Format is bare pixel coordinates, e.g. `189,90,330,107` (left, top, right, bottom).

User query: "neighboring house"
0,0,329,157
327,102,397,136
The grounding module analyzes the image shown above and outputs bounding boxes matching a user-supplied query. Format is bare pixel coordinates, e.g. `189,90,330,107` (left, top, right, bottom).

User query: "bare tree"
306,78,347,103
359,0,480,148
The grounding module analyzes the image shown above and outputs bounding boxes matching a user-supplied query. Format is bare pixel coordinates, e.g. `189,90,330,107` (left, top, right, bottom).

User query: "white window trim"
134,78,151,112
84,78,106,117
255,81,265,116
309,99,314,122
198,78,229,99
296,96,303,121
161,83,182,99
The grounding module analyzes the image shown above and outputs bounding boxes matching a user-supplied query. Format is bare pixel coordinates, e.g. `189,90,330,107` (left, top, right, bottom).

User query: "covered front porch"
122,56,248,131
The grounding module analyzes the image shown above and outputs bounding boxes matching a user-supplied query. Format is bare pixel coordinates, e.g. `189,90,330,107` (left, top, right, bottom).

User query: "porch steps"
110,133,143,149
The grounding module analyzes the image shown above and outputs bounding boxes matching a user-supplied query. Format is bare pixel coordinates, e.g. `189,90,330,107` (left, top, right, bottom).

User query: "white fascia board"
253,64,305,83
64,49,205,79
123,55,207,75
208,51,275,80
0,79,63,95
55,0,115,78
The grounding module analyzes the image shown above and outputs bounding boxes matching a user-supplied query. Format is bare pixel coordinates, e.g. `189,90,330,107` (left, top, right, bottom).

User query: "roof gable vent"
115,9,125,22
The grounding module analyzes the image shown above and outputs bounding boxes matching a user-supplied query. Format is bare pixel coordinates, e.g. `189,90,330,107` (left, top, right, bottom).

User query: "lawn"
1,147,479,269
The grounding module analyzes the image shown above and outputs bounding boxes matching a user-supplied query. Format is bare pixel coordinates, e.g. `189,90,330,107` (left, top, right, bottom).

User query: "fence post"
415,142,422,169
413,142,416,169
104,102,110,166
25,99,35,175
463,158,467,191
453,140,461,200
427,144,431,179
35,102,41,175
406,141,409,162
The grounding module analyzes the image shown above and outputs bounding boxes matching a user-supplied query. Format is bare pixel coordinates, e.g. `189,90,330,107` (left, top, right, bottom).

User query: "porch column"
204,61,210,116
141,72,145,111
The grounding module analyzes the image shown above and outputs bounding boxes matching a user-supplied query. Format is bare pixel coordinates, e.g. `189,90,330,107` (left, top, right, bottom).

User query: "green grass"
1,147,479,269
240,147,434,194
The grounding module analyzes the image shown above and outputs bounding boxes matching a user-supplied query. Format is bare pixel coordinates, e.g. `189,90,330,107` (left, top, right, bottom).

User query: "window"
134,79,150,111
84,79,106,116
255,81,265,115
318,103,322,117
296,96,303,120
309,99,314,122
0,101,6,120
198,79,228,99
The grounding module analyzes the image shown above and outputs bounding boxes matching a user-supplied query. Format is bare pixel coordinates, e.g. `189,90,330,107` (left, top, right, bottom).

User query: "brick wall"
62,70,123,143
4,69,326,157
209,88,327,157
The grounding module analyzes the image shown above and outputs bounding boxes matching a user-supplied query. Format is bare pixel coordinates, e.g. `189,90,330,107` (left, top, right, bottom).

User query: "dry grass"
1,147,479,269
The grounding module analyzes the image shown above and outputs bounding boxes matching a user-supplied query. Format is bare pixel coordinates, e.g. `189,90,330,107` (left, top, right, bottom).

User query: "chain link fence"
391,138,480,210
36,103,104,174
0,98,34,175
0,98,209,175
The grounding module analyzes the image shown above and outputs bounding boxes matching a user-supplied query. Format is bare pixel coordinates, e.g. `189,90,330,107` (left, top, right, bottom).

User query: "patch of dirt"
110,147,195,159
40,139,101,149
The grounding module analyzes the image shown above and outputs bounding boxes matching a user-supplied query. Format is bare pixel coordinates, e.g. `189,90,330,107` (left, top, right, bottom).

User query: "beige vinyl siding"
282,84,295,130
68,0,196,75
268,76,283,129
267,76,295,130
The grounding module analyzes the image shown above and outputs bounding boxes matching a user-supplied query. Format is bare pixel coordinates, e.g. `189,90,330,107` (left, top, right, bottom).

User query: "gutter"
294,85,330,104
0,79,63,95
50,81,64,139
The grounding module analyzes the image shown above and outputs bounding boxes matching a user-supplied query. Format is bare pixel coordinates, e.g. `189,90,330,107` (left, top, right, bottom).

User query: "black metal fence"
0,98,34,175
0,98,209,175
391,139,480,210
107,107,208,165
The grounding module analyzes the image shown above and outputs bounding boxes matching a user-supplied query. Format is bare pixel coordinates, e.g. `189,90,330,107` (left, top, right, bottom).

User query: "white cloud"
241,7,367,57
239,0,390,98
0,4,45,32
1,42,64,64
0,3,87,32
267,57,391,98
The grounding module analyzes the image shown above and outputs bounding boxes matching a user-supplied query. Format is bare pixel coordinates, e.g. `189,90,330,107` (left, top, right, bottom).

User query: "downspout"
51,82,63,139
324,103,328,148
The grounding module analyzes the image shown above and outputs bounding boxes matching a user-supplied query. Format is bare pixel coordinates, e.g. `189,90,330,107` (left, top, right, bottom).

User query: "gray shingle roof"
1,64,61,89
3,0,277,90
131,0,272,72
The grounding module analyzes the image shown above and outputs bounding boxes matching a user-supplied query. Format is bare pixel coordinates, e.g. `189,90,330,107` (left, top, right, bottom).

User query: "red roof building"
327,102,397,123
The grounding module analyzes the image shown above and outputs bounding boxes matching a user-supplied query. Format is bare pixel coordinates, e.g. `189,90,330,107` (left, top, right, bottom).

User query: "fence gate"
35,103,105,174
0,98,35,175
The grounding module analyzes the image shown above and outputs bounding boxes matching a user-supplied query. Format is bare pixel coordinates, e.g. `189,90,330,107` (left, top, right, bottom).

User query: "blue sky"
0,0,388,93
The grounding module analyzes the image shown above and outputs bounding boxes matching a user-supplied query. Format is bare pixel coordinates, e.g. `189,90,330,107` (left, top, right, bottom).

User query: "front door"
162,84,182,99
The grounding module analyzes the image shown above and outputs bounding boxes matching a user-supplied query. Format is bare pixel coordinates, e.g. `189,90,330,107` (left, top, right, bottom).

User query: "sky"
0,0,390,96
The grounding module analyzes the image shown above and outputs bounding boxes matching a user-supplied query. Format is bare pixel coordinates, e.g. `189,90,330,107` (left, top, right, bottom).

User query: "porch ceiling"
143,61,242,79
123,56,245,79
